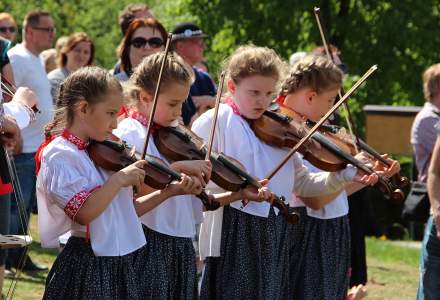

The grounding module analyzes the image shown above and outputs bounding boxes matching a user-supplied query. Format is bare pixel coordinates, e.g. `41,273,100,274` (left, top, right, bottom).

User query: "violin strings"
1,80,16,98
4,148,31,299
2,76,17,94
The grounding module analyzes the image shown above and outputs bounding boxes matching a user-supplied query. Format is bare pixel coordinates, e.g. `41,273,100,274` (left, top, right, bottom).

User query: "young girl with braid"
193,46,380,300
113,52,272,299
36,66,201,299
277,55,400,299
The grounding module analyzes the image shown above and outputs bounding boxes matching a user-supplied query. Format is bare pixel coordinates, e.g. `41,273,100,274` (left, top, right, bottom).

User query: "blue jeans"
7,152,36,266
417,216,440,300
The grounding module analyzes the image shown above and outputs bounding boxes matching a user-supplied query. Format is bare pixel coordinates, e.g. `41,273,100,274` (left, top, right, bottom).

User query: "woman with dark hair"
47,32,94,101
115,17,167,82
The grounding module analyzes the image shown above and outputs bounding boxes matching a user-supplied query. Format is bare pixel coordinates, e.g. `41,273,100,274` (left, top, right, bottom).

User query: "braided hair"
281,55,342,96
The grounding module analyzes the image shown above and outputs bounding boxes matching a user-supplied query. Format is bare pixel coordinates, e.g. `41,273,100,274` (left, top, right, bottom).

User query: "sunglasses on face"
0,26,16,33
130,37,164,49
32,26,56,33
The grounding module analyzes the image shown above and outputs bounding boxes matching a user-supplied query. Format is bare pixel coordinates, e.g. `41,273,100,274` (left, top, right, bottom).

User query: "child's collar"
61,129,89,150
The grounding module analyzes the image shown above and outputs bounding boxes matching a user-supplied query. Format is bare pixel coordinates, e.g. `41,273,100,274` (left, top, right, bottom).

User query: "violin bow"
313,7,360,154
265,65,378,181
204,71,226,160
141,33,173,159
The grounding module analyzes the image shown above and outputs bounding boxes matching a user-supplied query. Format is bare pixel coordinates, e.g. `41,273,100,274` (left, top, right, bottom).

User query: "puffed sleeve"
191,109,212,140
293,153,357,197
3,101,31,129
41,161,101,220
113,118,145,153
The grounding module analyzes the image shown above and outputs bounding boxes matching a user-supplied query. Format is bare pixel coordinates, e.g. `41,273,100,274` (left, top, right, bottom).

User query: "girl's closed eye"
249,90,260,97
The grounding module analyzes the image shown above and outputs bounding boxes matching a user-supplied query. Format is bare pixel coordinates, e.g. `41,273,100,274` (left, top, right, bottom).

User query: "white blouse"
113,115,203,238
36,131,146,256
192,104,356,259
301,158,349,219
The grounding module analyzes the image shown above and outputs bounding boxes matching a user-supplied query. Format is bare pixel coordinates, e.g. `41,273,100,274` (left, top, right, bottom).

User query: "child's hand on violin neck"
353,172,378,186
113,160,147,191
373,154,401,177
169,174,204,196
171,160,212,187
240,179,273,203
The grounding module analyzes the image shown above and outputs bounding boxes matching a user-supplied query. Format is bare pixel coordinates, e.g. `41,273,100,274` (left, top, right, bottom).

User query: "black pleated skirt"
284,207,351,300
43,236,149,300
142,225,198,300
199,205,289,300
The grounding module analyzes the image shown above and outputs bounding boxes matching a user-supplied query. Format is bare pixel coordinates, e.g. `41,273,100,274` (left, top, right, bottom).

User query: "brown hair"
117,17,167,75
423,64,440,102
119,3,152,35
281,55,343,95
130,51,194,96
0,13,16,26
44,66,122,138
59,32,94,68
23,10,50,28
312,44,340,57
224,45,285,84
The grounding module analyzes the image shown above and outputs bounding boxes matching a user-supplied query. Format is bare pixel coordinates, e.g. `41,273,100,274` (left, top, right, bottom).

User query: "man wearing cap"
172,22,216,126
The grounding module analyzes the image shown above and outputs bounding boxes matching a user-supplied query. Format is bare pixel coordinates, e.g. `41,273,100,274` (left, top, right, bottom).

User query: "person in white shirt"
114,52,271,299
277,55,400,299
193,45,379,300
37,66,196,298
6,10,55,271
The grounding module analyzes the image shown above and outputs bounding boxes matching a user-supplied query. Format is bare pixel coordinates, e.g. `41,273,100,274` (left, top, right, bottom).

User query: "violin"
305,120,409,189
251,109,405,204
87,134,220,210
154,124,300,224
310,7,408,190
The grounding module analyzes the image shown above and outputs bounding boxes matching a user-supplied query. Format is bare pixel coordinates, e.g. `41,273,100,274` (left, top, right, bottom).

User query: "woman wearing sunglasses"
115,17,167,82
0,13,17,42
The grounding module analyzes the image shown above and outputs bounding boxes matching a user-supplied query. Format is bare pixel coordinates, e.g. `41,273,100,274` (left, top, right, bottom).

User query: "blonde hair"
121,81,141,109
224,45,285,84
131,51,194,95
423,64,440,102
0,13,16,26
44,66,122,138
281,55,343,95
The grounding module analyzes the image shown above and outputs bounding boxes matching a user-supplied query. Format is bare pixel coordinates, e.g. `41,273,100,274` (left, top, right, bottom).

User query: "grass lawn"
4,215,421,299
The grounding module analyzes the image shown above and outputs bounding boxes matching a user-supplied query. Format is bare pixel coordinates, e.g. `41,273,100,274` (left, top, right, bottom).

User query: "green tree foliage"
179,0,440,132
0,0,191,68
1,0,437,132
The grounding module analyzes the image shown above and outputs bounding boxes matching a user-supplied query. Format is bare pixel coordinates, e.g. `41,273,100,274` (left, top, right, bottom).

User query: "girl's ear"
139,89,153,103
305,89,317,104
227,79,236,94
75,98,89,118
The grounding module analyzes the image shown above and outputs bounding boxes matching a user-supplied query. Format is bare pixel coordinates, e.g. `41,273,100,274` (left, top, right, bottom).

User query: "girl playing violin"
37,66,194,299
192,45,378,300
113,52,271,299
277,54,400,299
